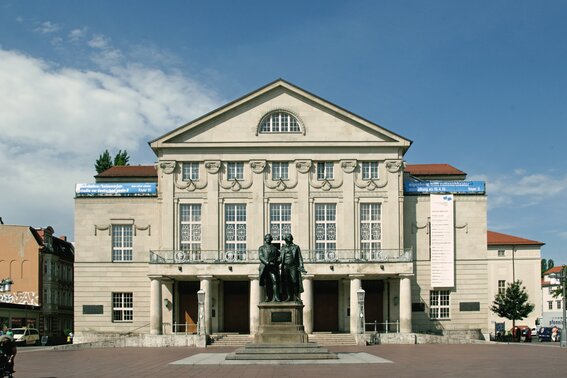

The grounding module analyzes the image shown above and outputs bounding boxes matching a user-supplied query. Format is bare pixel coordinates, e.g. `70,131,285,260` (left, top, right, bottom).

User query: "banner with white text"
430,194,455,288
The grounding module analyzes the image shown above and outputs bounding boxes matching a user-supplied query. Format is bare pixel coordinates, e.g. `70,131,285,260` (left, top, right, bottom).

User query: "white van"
11,328,40,345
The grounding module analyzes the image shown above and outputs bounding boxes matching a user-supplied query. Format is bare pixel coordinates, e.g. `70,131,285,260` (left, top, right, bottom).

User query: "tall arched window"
259,111,302,133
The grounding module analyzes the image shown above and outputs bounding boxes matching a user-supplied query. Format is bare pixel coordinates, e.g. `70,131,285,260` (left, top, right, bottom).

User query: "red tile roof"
96,165,157,177
543,266,564,275
405,164,465,176
487,230,544,246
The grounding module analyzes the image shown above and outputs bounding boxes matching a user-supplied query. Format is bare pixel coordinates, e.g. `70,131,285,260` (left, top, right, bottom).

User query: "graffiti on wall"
0,292,39,306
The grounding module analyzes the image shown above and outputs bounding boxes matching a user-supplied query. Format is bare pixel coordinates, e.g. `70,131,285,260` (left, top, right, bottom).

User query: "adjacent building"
73,79,543,342
541,266,565,328
0,225,74,338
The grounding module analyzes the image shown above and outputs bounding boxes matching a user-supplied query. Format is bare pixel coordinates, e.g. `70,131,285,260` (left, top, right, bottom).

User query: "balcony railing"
149,248,413,264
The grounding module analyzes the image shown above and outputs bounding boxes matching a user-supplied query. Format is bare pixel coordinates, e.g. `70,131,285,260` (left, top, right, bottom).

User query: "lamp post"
357,288,365,334
550,266,567,348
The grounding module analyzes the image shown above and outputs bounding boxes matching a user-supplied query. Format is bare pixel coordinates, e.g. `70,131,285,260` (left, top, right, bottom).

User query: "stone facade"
73,79,542,343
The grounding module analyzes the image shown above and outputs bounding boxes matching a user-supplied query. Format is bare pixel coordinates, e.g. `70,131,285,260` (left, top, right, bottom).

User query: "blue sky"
1,1,566,263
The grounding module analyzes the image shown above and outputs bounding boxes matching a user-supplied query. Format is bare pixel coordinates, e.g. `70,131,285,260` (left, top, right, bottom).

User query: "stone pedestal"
255,301,307,344
225,300,338,361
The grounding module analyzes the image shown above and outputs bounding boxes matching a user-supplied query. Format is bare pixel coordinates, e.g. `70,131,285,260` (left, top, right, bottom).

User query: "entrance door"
223,281,249,333
178,281,199,333
313,280,339,332
362,280,384,332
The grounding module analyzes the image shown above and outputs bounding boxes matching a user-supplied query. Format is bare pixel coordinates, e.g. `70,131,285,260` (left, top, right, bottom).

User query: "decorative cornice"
295,160,312,174
204,160,221,174
159,160,176,175
386,160,403,173
341,160,357,173
250,160,266,174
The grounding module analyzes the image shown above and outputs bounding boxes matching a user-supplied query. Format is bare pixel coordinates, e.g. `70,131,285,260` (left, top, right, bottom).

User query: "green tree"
113,150,130,166
541,259,548,276
95,149,113,174
490,280,534,331
548,259,555,270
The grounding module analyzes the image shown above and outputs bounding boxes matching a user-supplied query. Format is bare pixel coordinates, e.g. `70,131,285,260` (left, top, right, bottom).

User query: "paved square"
170,352,392,365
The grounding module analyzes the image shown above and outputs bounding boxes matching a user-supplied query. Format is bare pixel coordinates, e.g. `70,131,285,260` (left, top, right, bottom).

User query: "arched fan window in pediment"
258,111,302,134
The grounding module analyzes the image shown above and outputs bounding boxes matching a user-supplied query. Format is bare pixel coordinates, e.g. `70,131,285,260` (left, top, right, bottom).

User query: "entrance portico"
148,269,413,336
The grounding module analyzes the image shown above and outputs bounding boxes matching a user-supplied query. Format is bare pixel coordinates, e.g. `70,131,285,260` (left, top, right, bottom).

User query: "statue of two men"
259,233,307,302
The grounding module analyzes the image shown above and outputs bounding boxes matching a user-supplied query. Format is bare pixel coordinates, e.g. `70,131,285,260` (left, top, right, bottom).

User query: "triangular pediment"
150,79,412,151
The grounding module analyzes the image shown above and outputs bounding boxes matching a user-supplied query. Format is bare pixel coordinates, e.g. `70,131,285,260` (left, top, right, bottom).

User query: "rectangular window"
272,162,289,180
498,280,506,294
179,204,202,259
361,162,379,180
498,250,505,257
314,203,337,260
548,301,553,310
225,204,247,260
227,162,244,180
182,162,199,181
270,204,292,242
557,300,562,310
112,292,133,322
430,290,450,319
112,225,133,262
360,203,382,260
317,162,334,180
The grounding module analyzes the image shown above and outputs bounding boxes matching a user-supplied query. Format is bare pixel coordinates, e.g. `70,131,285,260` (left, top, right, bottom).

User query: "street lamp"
357,288,365,334
550,266,567,348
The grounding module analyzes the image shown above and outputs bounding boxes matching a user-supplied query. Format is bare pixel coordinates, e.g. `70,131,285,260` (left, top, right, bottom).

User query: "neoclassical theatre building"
74,79,542,342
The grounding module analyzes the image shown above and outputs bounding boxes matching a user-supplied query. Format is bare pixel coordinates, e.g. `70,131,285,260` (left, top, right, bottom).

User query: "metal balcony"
149,248,413,264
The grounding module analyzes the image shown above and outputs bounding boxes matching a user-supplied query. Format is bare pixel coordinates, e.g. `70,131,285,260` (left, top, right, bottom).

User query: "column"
302,274,314,334
249,274,260,335
149,275,162,335
199,275,213,335
399,275,412,333
162,278,173,335
349,275,363,334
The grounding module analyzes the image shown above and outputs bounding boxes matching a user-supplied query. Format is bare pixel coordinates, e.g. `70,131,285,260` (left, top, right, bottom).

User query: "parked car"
511,325,532,342
11,327,40,345
538,327,561,342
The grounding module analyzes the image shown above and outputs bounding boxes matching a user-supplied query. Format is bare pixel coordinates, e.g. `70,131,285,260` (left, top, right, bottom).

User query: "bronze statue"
280,234,307,302
258,234,281,302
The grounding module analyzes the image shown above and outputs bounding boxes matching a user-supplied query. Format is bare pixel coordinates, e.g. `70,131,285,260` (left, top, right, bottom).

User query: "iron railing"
149,248,413,264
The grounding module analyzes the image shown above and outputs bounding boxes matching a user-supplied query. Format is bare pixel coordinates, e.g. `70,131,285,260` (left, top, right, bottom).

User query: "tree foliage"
95,149,113,174
490,280,534,329
548,259,555,270
95,149,131,174
113,150,130,166
541,259,548,276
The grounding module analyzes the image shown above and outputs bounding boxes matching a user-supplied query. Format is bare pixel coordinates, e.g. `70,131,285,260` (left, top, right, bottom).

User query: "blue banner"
404,180,485,194
75,183,157,196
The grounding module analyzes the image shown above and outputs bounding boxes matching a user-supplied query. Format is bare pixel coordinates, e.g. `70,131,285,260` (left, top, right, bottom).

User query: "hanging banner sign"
404,181,485,194
75,183,157,196
430,194,455,288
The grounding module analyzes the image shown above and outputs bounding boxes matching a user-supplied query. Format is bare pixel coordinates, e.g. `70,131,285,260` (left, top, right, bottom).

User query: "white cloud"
0,44,221,239
471,171,567,210
88,34,110,49
35,21,61,34
69,28,87,42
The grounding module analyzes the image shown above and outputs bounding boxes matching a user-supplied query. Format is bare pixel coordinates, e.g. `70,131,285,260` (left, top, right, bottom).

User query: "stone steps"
308,333,357,346
226,343,338,360
209,333,357,347
208,334,253,347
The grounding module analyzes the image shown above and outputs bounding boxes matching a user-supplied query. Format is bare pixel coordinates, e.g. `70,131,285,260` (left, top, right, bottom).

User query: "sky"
0,1,566,264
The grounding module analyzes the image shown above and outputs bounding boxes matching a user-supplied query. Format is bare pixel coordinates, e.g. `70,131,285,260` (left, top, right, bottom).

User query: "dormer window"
259,111,301,133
